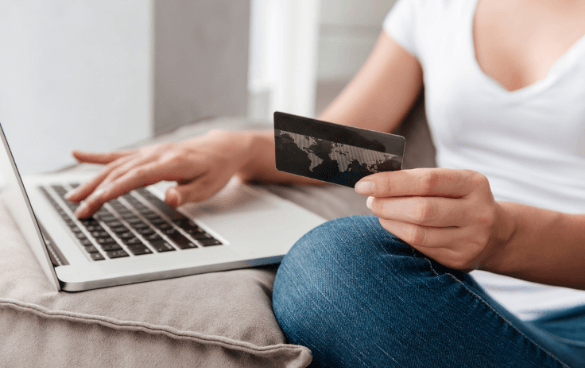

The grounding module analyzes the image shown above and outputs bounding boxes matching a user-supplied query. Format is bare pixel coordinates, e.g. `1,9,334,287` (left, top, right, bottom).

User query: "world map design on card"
274,112,405,188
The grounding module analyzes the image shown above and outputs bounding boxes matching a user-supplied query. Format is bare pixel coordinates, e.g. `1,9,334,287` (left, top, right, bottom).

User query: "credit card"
274,111,405,188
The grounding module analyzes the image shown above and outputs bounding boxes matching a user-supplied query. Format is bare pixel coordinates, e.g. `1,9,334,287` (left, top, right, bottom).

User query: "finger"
355,168,488,198
380,219,482,272
378,218,486,271
75,161,205,218
367,196,467,227
378,217,460,248
65,155,135,203
72,149,136,165
98,155,160,188
165,172,232,207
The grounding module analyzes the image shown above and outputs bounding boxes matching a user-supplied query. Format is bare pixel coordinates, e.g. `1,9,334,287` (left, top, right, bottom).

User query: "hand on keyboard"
65,130,255,218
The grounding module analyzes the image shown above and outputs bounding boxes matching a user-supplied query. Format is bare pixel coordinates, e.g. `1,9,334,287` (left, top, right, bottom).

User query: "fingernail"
64,189,78,201
355,181,375,195
75,202,88,218
168,188,181,207
366,196,374,209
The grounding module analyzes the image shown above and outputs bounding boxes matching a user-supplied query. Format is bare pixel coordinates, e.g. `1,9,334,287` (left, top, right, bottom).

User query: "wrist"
230,130,265,182
479,201,519,273
186,128,257,175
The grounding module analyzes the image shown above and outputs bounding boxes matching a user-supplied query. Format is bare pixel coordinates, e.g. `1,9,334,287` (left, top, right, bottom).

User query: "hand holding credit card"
274,112,405,187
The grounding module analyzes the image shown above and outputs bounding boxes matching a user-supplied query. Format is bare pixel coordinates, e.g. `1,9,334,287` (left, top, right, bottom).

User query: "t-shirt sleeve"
383,0,419,58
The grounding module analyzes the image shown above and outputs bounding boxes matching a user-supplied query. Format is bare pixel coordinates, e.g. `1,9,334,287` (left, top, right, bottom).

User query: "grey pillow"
0,180,372,368
0,196,311,368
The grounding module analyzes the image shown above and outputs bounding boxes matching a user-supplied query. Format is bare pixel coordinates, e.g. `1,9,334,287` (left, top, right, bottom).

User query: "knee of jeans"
281,215,407,265
272,216,420,343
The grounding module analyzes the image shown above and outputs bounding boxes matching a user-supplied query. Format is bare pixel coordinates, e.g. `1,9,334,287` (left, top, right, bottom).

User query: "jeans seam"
409,246,570,368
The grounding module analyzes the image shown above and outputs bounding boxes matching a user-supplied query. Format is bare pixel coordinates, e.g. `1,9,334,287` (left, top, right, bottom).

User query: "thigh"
272,216,583,368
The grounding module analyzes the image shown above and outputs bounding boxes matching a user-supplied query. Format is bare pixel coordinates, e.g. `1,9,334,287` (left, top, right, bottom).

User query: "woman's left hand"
355,168,512,272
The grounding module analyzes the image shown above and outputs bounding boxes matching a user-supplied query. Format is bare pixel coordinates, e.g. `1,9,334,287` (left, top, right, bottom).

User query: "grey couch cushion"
0,195,314,367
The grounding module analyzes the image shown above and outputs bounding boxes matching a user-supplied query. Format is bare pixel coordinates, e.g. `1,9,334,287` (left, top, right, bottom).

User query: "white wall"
0,1,152,175
248,0,320,120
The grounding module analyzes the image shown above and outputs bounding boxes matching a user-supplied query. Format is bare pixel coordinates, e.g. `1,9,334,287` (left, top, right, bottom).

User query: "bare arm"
485,202,585,290
69,32,422,216
237,31,423,185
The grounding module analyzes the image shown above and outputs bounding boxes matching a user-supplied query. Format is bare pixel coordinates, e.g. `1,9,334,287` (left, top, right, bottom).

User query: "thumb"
164,186,183,208
164,175,230,207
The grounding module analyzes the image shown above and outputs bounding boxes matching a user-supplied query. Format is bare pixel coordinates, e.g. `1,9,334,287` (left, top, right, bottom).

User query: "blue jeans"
272,216,585,368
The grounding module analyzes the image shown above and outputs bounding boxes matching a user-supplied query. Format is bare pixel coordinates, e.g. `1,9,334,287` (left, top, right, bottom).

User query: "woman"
66,0,585,366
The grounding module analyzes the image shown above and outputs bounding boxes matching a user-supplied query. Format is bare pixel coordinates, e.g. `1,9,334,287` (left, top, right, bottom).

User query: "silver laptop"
0,123,326,292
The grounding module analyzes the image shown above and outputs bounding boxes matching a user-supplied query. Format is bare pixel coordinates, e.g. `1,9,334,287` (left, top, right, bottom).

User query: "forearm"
483,201,585,290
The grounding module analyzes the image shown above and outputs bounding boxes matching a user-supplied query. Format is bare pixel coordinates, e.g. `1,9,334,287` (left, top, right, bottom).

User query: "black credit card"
274,111,405,188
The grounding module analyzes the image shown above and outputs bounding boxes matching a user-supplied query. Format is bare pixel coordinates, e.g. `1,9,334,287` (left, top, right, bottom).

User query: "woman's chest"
473,0,585,92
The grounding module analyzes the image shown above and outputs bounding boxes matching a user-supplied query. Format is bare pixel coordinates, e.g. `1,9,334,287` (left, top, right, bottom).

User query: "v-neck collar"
468,0,585,99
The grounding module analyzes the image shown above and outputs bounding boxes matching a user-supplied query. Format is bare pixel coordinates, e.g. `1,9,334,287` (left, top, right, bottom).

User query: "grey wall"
317,0,397,82
154,0,250,135
315,0,397,116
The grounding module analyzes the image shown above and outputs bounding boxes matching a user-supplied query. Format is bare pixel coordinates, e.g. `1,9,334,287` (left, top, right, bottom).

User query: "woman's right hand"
65,129,255,218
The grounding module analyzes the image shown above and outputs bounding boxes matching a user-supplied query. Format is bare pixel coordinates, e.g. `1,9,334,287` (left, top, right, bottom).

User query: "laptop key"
109,226,129,234
122,237,143,246
127,244,152,256
173,218,189,226
163,228,178,235
91,231,110,238
149,239,175,252
146,233,163,241
100,243,122,251
125,216,142,222
96,238,117,245
90,253,106,261
154,223,172,231
184,227,205,235
192,233,212,240
136,228,155,236
165,232,193,248
106,250,129,259
100,217,118,224
117,231,135,239
79,238,93,247
84,245,100,253
175,221,201,232
198,239,222,246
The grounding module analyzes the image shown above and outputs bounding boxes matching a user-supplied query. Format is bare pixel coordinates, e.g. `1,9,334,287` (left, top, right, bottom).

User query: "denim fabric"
272,216,585,368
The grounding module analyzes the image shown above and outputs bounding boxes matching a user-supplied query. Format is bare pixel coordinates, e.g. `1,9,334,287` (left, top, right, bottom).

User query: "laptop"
0,123,326,292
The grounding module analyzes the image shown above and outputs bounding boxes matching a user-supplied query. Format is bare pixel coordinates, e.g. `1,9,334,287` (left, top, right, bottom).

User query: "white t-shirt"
384,0,585,320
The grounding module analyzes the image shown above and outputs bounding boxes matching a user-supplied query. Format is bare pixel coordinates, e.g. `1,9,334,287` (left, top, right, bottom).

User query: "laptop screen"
0,123,60,291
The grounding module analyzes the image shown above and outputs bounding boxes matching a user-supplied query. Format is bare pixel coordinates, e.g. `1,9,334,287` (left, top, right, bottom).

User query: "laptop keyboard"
39,184,222,261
